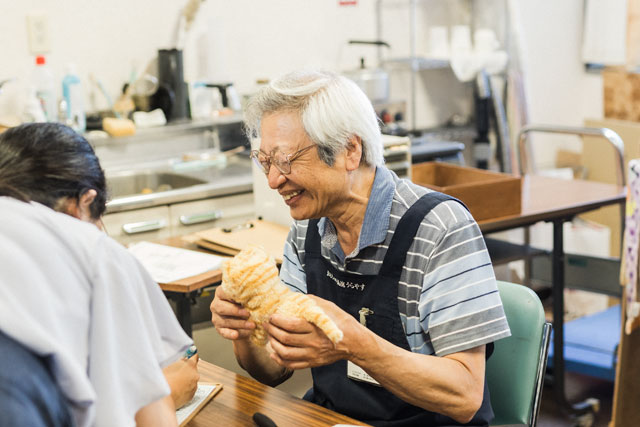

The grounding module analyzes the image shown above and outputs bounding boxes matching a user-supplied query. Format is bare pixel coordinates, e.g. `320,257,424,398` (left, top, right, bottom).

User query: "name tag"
347,361,381,386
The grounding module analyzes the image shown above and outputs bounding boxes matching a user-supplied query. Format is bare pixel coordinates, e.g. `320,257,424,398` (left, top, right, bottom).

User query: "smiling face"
259,111,354,221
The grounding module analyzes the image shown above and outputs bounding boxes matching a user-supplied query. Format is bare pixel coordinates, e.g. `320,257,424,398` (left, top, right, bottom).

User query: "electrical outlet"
26,12,51,55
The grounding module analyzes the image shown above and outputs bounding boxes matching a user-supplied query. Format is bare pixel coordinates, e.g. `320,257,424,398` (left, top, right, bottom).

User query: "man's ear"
345,136,363,171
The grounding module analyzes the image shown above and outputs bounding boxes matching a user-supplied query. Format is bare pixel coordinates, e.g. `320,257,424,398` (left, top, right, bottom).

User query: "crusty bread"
221,245,343,346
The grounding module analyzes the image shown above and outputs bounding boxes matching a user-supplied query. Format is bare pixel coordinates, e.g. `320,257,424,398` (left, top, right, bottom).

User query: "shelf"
383,56,450,71
88,113,244,147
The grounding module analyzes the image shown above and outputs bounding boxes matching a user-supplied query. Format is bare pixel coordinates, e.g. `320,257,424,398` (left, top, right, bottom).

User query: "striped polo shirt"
279,166,511,356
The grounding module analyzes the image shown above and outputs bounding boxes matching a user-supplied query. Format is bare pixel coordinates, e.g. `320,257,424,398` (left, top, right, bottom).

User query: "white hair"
244,69,384,167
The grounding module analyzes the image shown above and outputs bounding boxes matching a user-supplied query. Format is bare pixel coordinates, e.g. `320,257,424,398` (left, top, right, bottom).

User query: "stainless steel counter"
105,154,253,214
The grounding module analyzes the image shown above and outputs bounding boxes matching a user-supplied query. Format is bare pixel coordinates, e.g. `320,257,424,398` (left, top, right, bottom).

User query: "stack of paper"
128,241,224,284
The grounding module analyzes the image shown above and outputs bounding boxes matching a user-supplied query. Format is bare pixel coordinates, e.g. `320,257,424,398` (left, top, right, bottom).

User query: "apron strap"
379,192,467,278
305,219,322,255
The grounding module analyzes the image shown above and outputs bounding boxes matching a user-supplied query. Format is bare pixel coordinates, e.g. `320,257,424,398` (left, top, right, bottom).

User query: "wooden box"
411,162,522,221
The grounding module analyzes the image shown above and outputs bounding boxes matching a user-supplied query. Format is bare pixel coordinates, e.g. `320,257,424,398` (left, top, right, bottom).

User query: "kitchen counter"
105,154,253,213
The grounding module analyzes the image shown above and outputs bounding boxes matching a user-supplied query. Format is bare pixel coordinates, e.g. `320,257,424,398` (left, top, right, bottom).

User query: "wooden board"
611,297,640,427
411,162,522,221
195,219,290,264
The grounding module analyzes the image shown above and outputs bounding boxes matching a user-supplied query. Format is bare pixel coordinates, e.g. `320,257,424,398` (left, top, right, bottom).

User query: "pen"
184,345,198,359
252,412,277,427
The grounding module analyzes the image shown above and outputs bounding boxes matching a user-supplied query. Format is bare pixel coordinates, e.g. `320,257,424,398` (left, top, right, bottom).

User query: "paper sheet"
176,383,220,426
128,241,223,283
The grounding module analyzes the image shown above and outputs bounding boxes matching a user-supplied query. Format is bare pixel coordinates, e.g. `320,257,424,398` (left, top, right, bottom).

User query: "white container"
32,56,58,122
474,29,500,54
428,26,450,59
62,64,86,133
450,25,473,54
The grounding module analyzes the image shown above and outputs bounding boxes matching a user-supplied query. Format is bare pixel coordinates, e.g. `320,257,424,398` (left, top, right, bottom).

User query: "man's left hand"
263,296,363,370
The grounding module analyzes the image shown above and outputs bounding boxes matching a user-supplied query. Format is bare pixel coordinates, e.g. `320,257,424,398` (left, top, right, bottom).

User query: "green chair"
487,281,552,426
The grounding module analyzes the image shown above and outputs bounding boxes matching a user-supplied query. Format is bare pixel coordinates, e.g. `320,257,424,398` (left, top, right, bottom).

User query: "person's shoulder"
3,198,104,246
391,176,429,213
392,179,474,230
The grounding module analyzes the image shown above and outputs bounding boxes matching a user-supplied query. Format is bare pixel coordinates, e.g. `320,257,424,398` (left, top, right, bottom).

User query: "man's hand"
210,287,255,340
263,295,363,370
163,354,200,409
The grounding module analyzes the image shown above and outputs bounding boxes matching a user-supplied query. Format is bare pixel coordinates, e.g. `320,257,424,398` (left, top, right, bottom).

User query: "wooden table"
191,360,368,427
477,175,625,233
478,175,626,416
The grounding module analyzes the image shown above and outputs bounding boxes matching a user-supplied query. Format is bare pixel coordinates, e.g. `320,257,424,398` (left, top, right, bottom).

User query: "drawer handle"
179,210,223,226
122,219,167,234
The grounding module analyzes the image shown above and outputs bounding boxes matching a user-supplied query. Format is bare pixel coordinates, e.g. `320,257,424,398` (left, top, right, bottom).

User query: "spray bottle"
61,64,86,133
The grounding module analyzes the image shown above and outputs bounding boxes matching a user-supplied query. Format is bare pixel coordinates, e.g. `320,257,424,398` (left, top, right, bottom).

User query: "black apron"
303,192,494,426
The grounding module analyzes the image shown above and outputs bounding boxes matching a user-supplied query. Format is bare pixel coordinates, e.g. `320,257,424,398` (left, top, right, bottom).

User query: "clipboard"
176,382,222,426
195,219,290,264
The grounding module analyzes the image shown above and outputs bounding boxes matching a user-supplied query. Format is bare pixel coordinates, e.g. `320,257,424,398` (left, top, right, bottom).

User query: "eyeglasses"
250,144,315,175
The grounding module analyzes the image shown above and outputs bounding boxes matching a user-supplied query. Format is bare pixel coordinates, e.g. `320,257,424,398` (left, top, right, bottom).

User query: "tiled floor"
193,322,615,426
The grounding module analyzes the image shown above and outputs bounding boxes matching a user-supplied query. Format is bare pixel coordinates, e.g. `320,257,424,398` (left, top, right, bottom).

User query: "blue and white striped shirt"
280,166,511,356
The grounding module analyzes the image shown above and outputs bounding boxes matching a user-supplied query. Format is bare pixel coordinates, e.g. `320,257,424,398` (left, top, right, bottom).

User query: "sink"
107,171,207,198
104,156,253,213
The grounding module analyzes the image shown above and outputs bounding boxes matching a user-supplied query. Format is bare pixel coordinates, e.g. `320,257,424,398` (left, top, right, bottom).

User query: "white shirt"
0,197,191,427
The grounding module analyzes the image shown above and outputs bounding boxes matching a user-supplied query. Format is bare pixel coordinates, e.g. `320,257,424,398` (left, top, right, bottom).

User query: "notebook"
176,383,222,426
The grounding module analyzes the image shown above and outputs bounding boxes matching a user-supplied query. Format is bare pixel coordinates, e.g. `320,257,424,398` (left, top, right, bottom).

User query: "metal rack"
374,0,512,171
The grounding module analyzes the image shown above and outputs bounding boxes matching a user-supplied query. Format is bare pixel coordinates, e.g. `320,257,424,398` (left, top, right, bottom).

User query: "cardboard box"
411,162,522,221
582,118,637,257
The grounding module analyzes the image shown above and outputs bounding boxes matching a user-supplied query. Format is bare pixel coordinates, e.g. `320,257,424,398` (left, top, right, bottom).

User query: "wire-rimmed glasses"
250,144,315,175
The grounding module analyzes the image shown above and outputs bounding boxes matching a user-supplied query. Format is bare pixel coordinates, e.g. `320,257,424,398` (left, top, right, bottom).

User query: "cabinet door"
102,206,172,246
169,193,255,236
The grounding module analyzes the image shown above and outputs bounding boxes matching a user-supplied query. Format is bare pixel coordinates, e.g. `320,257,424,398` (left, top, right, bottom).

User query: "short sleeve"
88,236,191,427
419,218,511,357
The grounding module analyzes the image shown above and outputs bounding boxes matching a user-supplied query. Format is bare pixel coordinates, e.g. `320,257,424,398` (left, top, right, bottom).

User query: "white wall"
514,0,604,168
1,1,380,112
0,0,608,155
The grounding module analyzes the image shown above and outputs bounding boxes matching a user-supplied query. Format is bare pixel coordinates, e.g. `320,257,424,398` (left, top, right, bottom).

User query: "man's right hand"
210,287,255,340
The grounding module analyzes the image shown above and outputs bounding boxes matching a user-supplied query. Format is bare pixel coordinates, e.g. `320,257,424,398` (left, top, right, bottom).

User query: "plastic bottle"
62,64,86,133
23,85,47,123
32,56,58,122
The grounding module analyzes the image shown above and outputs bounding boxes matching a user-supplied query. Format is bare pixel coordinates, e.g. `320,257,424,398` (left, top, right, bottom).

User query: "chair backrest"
487,281,552,426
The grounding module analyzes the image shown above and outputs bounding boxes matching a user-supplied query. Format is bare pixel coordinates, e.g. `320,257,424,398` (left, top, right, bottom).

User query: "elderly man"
211,70,510,426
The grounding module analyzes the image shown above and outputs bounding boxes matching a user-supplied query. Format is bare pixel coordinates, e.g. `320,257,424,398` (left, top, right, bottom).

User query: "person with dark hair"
0,122,107,224
0,123,198,427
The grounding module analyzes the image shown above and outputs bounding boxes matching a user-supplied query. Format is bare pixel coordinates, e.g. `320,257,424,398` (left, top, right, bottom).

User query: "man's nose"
266,165,286,189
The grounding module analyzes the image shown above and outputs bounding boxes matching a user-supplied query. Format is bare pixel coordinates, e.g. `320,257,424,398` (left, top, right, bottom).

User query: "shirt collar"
317,166,395,259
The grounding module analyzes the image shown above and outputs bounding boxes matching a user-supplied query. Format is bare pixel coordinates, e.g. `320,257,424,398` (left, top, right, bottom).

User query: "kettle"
343,40,390,103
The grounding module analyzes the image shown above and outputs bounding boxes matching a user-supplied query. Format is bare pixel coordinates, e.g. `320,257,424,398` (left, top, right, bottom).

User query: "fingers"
269,350,310,370
268,335,308,359
211,288,250,318
210,287,256,341
185,353,199,367
268,313,314,333
263,320,307,351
